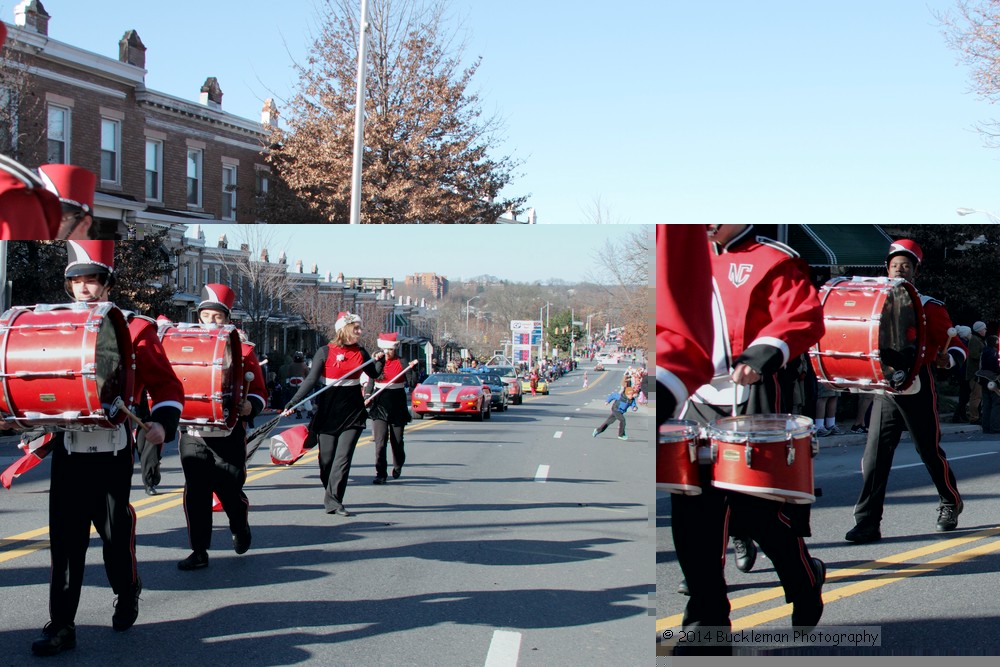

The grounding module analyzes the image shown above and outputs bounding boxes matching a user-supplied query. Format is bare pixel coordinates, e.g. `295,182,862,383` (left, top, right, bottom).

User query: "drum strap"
64,428,127,455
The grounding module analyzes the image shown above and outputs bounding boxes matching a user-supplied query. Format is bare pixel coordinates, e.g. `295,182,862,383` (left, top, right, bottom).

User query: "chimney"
278,250,287,265
14,0,49,35
295,259,303,273
261,98,279,127
199,77,223,110
119,30,146,69
218,234,228,249
240,243,249,252
527,207,537,225
311,263,318,274
260,248,269,262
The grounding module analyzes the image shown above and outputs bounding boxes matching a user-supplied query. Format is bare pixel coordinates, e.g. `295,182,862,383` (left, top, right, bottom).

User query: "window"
100,118,120,183
255,169,269,199
203,267,209,287
222,164,237,220
145,140,162,200
187,149,203,207
47,105,70,164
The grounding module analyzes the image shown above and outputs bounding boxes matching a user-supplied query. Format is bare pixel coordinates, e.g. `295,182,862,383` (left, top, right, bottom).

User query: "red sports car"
411,373,492,421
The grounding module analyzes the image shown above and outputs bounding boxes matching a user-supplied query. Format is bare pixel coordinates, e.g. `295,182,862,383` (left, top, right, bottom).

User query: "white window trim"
222,164,237,221
145,139,163,203
100,117,122,185
47,104,71,164
187,148,203,210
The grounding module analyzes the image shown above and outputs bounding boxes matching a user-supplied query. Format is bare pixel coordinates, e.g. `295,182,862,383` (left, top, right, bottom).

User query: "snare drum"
657,420,705,495
0,302,133,429
707,414,816,504
809,277,926,393
158,323,243,432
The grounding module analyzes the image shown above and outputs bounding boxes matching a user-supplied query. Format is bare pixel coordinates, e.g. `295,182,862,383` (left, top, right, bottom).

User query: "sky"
16,0,671,225
18,1,1000,228
184,223,647,284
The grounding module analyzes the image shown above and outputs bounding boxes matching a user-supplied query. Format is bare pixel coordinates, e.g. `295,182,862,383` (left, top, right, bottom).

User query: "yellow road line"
0,419,446,558
656,525,1000,632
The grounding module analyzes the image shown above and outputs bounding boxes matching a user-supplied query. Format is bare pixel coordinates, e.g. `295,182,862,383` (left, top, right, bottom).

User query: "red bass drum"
809,277,926,393
158,323,242,432
0,302,133,430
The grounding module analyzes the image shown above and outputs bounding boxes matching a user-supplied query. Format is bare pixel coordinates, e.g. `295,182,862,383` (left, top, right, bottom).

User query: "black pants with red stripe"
48,440,138,627
853,366,961,527
179,428,249,552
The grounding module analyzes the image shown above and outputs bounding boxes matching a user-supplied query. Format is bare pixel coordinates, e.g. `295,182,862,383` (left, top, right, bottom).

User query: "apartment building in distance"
2,1,275,238
404,272,448,299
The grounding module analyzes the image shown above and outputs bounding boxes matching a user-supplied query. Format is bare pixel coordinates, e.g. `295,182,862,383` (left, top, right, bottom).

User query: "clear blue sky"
23,0,671,225
185,223,644,284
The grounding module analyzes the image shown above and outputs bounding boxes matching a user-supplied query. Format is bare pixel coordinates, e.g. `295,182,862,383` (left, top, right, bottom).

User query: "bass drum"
809,277,926,393
0,302,133,430
158,323,242,432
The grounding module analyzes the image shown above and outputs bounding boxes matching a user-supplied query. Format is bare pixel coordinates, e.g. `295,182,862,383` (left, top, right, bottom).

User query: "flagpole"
349,0,370,225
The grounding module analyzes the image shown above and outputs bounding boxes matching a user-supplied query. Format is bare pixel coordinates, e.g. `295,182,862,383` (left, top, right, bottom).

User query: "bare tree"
580,195,631,225
587,228,652,351
266,0,526,223
0,37,42,160
938,1,1000,146
207,227,295,350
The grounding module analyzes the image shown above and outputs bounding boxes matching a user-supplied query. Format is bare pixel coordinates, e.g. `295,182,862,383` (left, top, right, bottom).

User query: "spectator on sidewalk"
965,322,987,425
814,383,841,436
980,335,1000,434
850,394,874,434
952,326,973,423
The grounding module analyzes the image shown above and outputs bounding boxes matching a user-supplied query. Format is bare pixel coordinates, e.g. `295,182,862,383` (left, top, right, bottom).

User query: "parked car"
485,365,522,405
478,372,509,411
412,373,492,421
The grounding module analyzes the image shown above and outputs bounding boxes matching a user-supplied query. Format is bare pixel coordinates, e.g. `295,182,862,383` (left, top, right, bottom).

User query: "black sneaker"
392,467,402,479
791,558,825,630
845,523,882,544
732,537,757,573
31,622,76,656
372,476,387,485
936,501,964,532
232,526,252,554
178,551,209,570
112,577,142,631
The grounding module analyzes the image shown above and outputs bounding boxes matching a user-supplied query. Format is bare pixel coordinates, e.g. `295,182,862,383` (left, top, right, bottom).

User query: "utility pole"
348,0,371,225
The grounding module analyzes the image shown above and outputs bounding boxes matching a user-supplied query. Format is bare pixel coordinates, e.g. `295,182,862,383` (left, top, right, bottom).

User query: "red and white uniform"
656,225,714,419
686,225,824,411
285,344,380,434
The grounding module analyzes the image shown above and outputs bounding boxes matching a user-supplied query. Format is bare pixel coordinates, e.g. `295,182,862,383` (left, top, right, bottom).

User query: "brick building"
2,1,274,237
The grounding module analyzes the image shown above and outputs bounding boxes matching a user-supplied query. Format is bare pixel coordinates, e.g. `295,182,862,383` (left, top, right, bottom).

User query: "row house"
3,2,275,238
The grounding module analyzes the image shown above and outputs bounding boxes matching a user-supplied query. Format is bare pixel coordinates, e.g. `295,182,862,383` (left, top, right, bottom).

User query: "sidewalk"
814,420,984,449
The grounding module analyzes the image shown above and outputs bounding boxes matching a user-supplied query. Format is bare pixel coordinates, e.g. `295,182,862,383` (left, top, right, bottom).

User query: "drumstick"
113,397,150,432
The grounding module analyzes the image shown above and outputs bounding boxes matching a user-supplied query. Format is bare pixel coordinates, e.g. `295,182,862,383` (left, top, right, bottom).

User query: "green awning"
787,224,893,267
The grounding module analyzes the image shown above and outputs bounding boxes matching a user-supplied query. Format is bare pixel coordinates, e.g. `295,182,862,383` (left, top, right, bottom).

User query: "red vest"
323,345,366,380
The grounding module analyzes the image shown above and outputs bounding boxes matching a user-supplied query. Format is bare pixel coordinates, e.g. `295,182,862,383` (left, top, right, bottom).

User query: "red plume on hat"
886,239,923,266
65,240,115,277
38,164,97,213
198,283,236,315
377,332,399,349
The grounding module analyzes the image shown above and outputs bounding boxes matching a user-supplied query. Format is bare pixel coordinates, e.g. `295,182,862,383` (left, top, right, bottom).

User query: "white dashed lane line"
553,431,563,438
485,629,522,667
534,465,550,482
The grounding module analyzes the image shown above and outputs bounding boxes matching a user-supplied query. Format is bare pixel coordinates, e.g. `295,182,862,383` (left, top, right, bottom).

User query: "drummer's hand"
731,363,762,385
239,400,252,417
934,352,951,369
144,422,166,446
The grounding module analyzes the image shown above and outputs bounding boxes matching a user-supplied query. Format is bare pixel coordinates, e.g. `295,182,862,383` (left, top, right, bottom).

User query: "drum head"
709,414,813,442
659,419,698,442
95,307,130,415
879,283,921,389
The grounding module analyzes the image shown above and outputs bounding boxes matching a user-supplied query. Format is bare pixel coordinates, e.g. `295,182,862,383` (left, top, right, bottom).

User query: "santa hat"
65,240,114,277
335,311,361,332
198,283,236,315
38,164,97,214
377,332,399,349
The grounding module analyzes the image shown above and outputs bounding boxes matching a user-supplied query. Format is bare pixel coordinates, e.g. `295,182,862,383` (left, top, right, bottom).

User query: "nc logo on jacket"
729,263,753,288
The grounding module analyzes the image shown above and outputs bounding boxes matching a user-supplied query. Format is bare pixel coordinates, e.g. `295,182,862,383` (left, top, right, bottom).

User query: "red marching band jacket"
240,339,269,414
656,225,715,419
690,226,825,409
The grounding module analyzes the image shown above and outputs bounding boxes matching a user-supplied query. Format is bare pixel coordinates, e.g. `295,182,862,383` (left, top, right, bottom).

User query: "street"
0,363,653,666
657,426,1000,659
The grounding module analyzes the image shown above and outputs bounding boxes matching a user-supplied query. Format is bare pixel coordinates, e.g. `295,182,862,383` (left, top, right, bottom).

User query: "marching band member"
282,312,384,516
365,333,412,484
674,224,826,653
32,241,183,655
37,164,98,240
176,284,267,570
846,240,967,543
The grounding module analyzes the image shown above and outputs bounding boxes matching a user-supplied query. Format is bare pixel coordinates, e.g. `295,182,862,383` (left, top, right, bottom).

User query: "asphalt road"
657,427,1000,659
0,363,653,666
